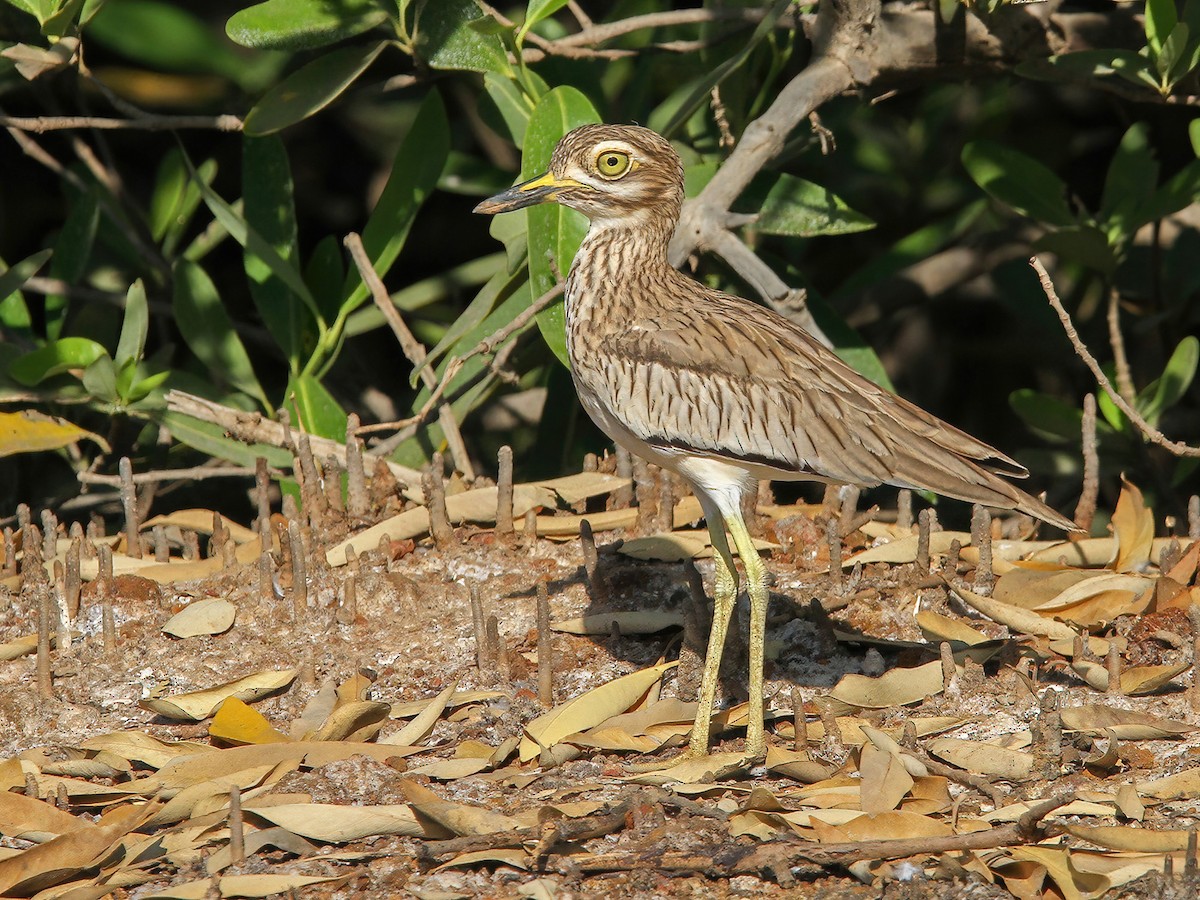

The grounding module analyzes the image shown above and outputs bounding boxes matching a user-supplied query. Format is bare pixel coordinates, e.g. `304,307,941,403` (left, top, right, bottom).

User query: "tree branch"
1031,256,1200,458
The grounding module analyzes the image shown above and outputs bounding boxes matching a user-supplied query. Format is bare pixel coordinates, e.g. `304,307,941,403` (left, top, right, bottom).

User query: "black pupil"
605,156,618,168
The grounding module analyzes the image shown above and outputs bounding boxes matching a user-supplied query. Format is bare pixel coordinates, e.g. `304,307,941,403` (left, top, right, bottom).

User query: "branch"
1030,256,1200,458
0,114,242,132
344,232,476,480
78,464,274,487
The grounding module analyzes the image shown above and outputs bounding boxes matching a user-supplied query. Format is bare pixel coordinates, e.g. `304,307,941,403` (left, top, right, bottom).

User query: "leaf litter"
1,471,1199,897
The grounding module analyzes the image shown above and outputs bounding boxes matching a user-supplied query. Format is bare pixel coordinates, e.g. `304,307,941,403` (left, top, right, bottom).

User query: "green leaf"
1010,388,1085,444
1157,22,1190,84
152,152,216,254
161,409,294,469
304,234,346,322
284,373,346,440
1146,0,1178,57
240,136,311,370
1110,53,1161,91
88,0,251,84
518,0,569,42
1023,49,1151,83
244,41,386,136
341,89,449,312
1033,225,1116,276
656,0,790,137
1140,337,1198,425
481,70,544,148
0,249,51,335
416,0,512,74
1135,158,1200,227
226,0,389,51
1100,123,1157,240
8,337,106,386
172,260,269,408
521,86,600,368
81,354,118,403
185,150,317,326
740,173,875,238
1096,384,1127,433
961,141,1075,228
1192,118,1200,157
46,188,100,339
114,279,148,371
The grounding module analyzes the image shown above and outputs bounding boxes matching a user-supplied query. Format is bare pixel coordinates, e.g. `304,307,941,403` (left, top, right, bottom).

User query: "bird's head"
474,124,684,227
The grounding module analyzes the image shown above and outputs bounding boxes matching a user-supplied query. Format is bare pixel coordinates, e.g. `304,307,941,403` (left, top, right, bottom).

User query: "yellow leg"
725,511,768,761
687,523,738,758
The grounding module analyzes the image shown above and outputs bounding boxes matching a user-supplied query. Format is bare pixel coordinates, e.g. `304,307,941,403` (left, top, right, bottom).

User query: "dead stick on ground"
344,231,475,480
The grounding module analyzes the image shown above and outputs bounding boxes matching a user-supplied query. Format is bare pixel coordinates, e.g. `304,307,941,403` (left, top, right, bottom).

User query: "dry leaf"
247,802,426,841
1115,784,1145,822
618,532,778,562
141,510,257,543
949,584,1078,640
534,472,629,505
409,758,491,781
76,732,212,769
1060,705,1194,740
143,873,341,899
1110,477,1154,573
0,817,136,896
926,738,1035,780
1008,846,1110,900
846,531,971,566
1139,768,1200,800
812,809,953,843
519,662,677,762
827,660,945,709
0,792,94,842
1070,660,1190,695
400,779,522,836
552,611,685,635
915,611,990,645
139,669,297,721
858,742,914,814
625,752,752,785
161,598,237,639
433,849,530,872
308,700,391,742
384,682,458,746
208,698,289,746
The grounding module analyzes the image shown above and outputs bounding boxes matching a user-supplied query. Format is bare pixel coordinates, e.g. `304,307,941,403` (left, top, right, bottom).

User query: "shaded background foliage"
0,0,1197,529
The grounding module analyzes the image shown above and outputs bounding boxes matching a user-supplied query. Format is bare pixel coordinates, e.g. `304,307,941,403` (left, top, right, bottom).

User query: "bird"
475,124,1076,766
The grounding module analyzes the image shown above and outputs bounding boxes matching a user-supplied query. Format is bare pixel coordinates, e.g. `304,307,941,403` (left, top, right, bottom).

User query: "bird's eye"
595,150,631,179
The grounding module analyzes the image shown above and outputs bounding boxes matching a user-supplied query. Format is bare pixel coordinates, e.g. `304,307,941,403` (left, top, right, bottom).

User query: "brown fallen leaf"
433,848,530,872
915,610,990,646
384,682,458,746
139,669,298,721
519,662,677,762
308,700,391,742
162,598,237,639
1060,705,1194,740
926,738,1036,781
1008,846,1110,900
247,801,428,841
858,741,914,814
143,873,342,899
827,660,946,709
0,812,141,896
1110,477,1154,573
552,610,685,635
1070,660,1190,695
0,791,94,842
400,779,522,836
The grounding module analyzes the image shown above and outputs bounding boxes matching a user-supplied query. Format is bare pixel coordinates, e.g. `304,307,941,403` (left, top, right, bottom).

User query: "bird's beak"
473,171,583,214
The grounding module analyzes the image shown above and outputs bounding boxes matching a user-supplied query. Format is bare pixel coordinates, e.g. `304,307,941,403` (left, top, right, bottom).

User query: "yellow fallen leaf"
812,809,953,843
409,758,491,781
0,792,94,842
0,410,108,458
1009,846,1110,900
845,531,970,566
208,698,289,746
915,611,990,646
1060,705,1194,740
433,848,530,872
949,584,1078,640
519,662,677,762
858,741,914,814
141,510,258,543
625,751,753,786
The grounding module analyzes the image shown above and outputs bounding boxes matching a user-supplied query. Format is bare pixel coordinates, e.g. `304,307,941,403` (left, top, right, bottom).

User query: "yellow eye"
595,150,631,179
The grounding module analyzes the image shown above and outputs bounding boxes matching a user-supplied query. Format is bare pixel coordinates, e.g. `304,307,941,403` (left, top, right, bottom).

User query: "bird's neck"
568,214,677,297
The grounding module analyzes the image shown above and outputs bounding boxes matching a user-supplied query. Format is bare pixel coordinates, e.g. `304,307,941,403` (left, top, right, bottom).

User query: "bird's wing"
596,291,1072,527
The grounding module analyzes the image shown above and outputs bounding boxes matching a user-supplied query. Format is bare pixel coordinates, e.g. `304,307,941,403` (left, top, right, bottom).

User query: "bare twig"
1031,257,1200,458
1106,287,1136,407
345,231,475,480
0,114,243,132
